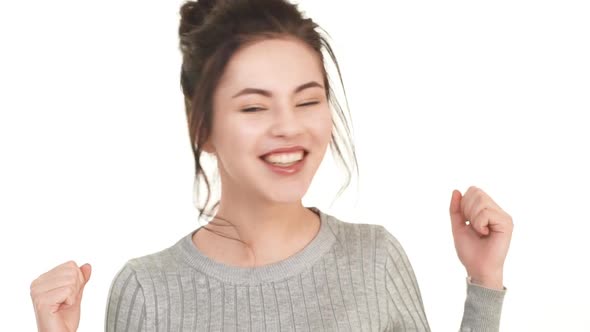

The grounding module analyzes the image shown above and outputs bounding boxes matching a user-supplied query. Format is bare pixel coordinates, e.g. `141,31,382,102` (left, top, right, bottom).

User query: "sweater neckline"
175,207,336,285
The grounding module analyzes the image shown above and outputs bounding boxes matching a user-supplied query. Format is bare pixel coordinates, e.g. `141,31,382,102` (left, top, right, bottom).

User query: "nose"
269,104,304,138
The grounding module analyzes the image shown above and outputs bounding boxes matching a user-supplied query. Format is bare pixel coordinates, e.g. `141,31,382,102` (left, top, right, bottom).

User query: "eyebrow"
231,81,324,99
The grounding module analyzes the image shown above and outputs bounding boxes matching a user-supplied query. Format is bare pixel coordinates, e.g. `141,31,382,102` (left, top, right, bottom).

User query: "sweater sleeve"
105,262,147,332
460,278,506,331
381,226,506,332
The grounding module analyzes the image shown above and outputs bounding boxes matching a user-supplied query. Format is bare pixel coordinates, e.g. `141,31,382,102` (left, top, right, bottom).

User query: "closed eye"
241,101,320,113
297,101,320,107
241,106,265,113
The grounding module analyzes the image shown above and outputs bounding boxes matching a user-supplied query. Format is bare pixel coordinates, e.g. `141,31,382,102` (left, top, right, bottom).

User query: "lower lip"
260,153,307,175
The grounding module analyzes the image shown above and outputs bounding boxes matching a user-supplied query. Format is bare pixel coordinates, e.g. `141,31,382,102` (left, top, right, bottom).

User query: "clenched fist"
450,186,513,290
30,261,92,332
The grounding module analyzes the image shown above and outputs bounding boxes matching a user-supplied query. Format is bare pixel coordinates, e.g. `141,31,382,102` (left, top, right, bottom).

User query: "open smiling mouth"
259,150,309,174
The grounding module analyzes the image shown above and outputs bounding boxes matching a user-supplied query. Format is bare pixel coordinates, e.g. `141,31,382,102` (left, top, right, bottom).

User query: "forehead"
217,37,324,93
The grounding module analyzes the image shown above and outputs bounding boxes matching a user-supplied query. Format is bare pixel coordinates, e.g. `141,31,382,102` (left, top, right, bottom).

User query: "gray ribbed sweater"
105,207,505,331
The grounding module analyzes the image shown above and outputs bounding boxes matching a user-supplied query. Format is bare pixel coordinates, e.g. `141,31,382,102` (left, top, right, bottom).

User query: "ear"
200,139,216,155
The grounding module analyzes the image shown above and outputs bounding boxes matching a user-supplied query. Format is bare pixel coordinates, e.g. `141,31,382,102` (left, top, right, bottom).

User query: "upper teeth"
263,151,304,164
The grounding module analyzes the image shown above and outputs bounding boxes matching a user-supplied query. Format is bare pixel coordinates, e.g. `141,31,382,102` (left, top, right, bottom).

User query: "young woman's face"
208,37,332,204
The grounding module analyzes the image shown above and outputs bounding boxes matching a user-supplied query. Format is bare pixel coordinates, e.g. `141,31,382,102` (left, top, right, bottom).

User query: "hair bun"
179,0,219,36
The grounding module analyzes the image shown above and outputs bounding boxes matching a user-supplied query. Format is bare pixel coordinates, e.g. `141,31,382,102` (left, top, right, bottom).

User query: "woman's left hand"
449,186,513,290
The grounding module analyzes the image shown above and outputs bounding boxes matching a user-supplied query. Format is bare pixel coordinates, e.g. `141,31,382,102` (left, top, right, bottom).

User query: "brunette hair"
179,0,358,224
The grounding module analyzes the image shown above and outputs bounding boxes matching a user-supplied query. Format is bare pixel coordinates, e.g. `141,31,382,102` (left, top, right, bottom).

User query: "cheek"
213,116,263,157
310,108,333,144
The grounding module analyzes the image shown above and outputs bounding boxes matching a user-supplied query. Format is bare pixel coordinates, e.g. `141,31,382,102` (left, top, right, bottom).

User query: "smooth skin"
30,187,513,331
450,186,513,289
30,261,92,332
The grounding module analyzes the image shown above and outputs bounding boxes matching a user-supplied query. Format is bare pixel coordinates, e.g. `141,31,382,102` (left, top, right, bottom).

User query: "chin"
268,195,305,204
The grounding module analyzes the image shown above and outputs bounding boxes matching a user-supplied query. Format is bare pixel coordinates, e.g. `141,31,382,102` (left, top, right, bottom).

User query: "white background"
1,0,589,330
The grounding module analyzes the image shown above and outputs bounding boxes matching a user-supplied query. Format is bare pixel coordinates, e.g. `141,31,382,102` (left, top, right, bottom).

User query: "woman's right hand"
30,261,92,332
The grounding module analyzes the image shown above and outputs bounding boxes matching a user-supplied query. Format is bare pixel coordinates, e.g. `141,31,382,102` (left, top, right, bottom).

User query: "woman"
30,0,513,331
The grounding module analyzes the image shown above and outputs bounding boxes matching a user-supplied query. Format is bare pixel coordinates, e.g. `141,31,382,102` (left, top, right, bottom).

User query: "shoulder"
106,245,186,330
322,210,398,240
126,246,179,275
110,235,190,288
322,210,404,255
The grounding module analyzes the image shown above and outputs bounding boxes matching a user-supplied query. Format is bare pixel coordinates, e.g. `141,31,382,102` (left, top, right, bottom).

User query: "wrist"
468,271,504,290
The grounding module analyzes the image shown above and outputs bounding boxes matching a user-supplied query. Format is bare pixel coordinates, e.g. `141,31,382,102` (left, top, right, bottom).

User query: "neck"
197,188,320,267
214,197,314,246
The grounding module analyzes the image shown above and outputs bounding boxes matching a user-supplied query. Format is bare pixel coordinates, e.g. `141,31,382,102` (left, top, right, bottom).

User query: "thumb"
80,263,92,286
449,189,465,230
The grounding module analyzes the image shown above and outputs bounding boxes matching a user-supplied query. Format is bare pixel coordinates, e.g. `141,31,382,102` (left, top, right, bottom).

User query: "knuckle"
65,267,78,279
475,189,485,200
30,278,39,290
478,208,489,219
66,274,79,286
64,260,78,269
65,284,77,297
473,194,484,207
476,210,489,222
65,267,83,284
472,215,483,225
